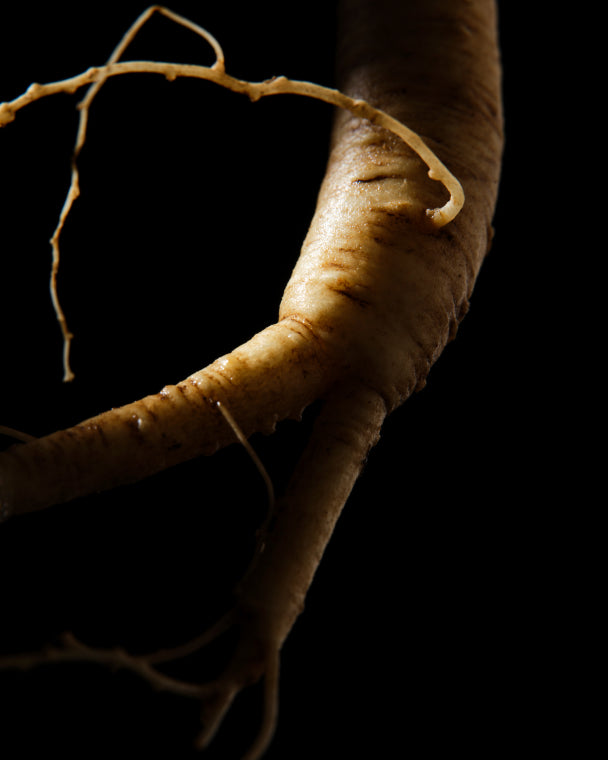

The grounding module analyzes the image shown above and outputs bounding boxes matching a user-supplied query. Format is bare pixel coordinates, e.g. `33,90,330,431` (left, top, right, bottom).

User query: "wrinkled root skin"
0,1,503,758
0,319,335,518
0,0,502,520
0,381,387,758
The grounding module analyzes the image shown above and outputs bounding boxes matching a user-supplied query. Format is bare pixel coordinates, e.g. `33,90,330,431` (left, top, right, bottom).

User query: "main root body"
0,2,503,757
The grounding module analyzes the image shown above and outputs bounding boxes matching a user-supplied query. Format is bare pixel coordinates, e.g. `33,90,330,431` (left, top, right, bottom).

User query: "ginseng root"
0,2,503,757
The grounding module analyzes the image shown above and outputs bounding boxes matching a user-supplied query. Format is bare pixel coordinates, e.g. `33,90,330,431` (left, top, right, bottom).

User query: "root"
216,401,275,516
0,4,502,758
0,425,36,443
0,5,463,382
45,6,226,383
0,611,280,760
0,382,386,758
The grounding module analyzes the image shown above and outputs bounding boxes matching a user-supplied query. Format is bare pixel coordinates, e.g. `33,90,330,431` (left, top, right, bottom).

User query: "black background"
0,3,576,759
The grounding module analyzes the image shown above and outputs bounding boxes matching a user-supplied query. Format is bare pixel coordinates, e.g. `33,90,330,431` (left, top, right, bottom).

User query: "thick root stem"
0,381,386,758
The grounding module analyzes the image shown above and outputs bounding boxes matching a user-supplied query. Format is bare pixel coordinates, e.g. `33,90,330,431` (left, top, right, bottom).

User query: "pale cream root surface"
0,2,503,758
236,382,386,645
0,319,332,517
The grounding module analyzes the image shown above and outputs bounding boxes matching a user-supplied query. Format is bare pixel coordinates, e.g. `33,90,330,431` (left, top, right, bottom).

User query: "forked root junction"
0,381,386,759
0,8,429,755
0,2,504,758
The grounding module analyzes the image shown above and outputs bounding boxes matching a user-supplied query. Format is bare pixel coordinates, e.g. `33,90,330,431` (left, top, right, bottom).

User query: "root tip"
0,103,16,126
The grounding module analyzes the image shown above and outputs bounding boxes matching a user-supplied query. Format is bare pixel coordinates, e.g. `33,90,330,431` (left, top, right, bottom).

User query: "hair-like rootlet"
0,2,503,758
